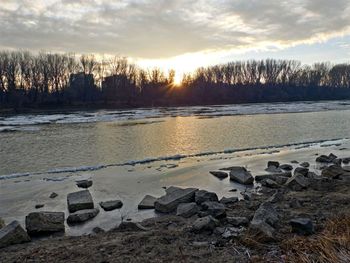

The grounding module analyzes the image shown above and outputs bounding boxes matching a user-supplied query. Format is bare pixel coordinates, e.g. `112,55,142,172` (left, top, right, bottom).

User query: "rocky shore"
1,152,350,262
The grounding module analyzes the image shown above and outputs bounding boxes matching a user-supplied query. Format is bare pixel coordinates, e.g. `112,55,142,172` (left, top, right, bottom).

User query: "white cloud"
0,0,349,60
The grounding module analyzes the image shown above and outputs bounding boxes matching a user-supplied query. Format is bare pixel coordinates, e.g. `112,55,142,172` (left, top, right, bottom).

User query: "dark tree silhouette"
0,51,350,110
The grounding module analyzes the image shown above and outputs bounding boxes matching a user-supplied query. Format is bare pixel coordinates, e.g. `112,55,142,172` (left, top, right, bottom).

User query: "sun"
173,73,182,86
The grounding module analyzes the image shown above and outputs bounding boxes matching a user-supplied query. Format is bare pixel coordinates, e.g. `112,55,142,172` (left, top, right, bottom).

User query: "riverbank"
1,147,350,262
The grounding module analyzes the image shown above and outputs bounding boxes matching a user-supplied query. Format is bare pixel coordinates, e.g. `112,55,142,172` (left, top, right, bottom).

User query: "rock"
67,208,99,224
255,172,291,182
267,191,284,203
249,202,278,241
241,191,252,201
249,221,276,241
192,216,219,233
209,171,228,179
255,174,276,181
300,162,310,168
275,176,289,185
165,186,182,194
328,153,338,161
154,187,198,213
332,158,342,166
138,195,157,209
229,188,237,192
201,201,226,218
229,167,254,185
227,216,249,226
294,167,309,176
322,165,349,179
290,218,314,235
342,157,350,164
252,202,279,227
49,192,58,199
176,203,199,218
220,196,239,205
261,179,280,188
67,190,94,213
115,221,149,232
25,212,65,236
0,221,30,248
291,160,299,164
0,218,5,229
92,227,105,234
35,204,44,209
309,177,334,191
316,153,337,163
195,190,218,204
99,200,123,211
267,161,280,168
280,164,293,171
76,179,93,189
305,171,318,179
285,174,310,191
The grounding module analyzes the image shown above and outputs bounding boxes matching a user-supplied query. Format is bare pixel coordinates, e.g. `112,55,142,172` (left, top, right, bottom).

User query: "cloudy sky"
1,0,350,74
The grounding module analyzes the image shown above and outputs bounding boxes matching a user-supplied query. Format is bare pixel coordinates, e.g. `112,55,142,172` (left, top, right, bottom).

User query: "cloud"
0,0,349,59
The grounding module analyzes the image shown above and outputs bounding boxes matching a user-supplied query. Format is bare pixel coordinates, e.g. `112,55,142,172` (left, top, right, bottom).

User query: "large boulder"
252,202,279,227
209,171,228,179
138,195,157,209
67,208,99,224
99,200,123,211
176,203,199,218
201,201,226,218
25,212,65,236
249,202,279,241
154,187,198,213
0,221,30,248
67,190,94,213
195,190,218,204
322,165,349,179
229,167,254,185
285,174,310,191
290,218,314,235
192,216,219,233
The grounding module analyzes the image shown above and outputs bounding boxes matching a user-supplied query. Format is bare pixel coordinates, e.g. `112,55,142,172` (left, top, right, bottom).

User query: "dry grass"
281,215,350,263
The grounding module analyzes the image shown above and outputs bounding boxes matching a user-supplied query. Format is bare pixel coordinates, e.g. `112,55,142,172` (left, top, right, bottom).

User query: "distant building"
68,72,96,101
102,74,136,101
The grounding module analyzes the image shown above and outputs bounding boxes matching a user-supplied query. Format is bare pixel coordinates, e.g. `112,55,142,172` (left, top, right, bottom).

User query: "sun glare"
173,73,182,86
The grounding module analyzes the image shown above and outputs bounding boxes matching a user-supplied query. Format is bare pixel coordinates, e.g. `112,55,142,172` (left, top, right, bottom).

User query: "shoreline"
0,139,349,235
1,149,350,262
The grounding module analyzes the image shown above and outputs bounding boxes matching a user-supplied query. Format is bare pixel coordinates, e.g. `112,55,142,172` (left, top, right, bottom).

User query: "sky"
1,0,350,77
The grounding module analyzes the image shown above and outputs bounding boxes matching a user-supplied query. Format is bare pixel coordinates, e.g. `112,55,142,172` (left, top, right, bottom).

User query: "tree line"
1,50,350,109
